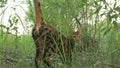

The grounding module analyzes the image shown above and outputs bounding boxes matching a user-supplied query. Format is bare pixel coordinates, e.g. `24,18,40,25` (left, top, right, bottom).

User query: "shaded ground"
1,48,120,68
0,35,120,68
0,59,35,68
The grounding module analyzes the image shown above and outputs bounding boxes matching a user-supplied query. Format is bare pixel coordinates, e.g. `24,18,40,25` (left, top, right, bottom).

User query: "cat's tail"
33,0,43,31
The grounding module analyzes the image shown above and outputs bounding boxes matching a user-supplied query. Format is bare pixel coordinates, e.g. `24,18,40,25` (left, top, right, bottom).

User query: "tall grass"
0,33,35,68
0,0,120,68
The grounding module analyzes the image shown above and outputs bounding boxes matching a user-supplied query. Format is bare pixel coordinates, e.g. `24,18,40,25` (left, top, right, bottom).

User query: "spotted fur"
32,0,78,68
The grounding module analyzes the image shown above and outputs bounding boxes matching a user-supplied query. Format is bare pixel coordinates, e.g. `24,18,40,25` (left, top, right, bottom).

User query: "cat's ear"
77,28,82,34
74,28,82,42
68,29,75,36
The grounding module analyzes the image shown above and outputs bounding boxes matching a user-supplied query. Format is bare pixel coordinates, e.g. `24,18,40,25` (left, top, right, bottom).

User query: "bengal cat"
32,0,81,68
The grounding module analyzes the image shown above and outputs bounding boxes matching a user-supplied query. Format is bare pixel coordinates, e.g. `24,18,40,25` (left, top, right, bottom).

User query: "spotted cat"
32,0,80,68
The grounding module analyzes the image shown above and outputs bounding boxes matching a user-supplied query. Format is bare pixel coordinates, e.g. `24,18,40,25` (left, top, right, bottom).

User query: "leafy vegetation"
0,0,120,68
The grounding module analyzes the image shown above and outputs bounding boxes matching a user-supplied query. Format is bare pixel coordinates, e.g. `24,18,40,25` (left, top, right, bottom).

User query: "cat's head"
69,28,82,43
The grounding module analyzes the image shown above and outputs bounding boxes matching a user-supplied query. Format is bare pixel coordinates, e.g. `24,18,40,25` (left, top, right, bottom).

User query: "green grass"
0,33,35,68
0,0,120,67
0,31,120,68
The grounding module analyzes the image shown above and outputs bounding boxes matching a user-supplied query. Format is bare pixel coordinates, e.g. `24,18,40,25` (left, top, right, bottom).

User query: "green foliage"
0,0,7,7
0,33,35,68
0,0,120,68
25,0,34,23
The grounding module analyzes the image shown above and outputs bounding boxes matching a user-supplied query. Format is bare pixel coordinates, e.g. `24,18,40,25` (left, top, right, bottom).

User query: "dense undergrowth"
0,0,120,68
0,24,120,68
